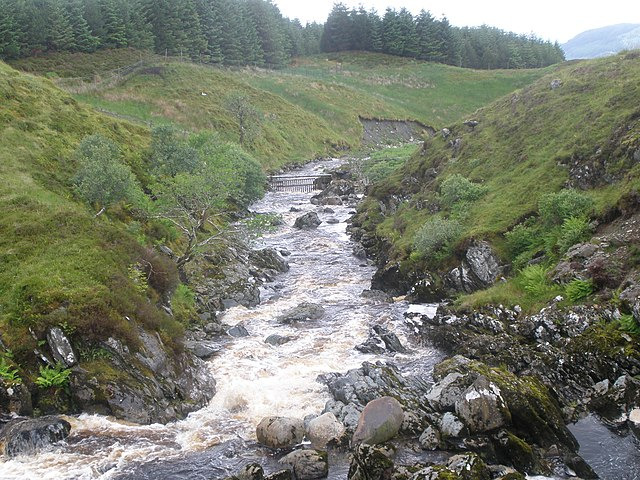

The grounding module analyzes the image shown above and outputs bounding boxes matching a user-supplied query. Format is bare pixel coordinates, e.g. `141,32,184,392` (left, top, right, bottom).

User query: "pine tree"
65,0,99,52
196,0,223,63
100,0,127,48
382,8,403,56
320,3,352,52
367,9,382,52
239,2,265,66
0,0,22,59
397,8,418,58
46,0,75,52
175,0,207,60
217,0,244,65
124,0,154,50
245,0,287,67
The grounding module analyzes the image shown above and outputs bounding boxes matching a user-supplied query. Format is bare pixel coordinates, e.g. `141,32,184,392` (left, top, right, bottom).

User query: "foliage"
565,279,595,302
35,362,72,389
127,263,149,296
0,357,22,385
440,174,488,208
538,190,594,226
557,217,592,254
321,5,565,69
413,216,461,258
518,265,555,299
171,283,196,325
241,213,282,239
73,134,142,215
150,126,200,177
224,94,262,146
618,314,640,335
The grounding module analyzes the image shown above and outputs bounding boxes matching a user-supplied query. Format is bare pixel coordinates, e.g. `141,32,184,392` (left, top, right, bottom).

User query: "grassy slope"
357,51,640,307
11,50,551,170
0,61,183,377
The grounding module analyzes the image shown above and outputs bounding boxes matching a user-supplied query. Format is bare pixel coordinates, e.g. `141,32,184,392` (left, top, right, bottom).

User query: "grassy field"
10,50,552,170
355,51,640,311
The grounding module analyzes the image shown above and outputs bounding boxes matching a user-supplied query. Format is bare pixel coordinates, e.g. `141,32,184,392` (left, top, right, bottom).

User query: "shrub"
171,283,196,325
565,279,595,302
150,126,200,177
413,216,461,258
0,357,21,386
440,174,488,207
538,190,594,226
519,265,554,298
139,248,179,299
557,217,592,254
35,363,71,389
619,314,640,335
505,223,538,258
73,134,143,215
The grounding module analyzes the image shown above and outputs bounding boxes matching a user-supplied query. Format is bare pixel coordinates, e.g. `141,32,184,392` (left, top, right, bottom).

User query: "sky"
274,0,640,43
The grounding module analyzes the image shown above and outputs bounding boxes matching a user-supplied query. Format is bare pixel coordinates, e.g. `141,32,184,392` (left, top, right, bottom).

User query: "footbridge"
268,174,332,193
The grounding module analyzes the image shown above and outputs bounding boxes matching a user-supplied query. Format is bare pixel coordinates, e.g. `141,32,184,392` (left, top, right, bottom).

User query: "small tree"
150,126,200,177
224,94,261,146
73,134,141,216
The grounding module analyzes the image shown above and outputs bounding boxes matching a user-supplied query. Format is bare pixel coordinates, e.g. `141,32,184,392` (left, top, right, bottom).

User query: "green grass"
356,51,640,308
11,50,550,171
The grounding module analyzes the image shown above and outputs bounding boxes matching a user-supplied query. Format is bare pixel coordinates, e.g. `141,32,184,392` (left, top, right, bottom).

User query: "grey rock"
426,372,468,412
359,290,392,303
186,341,219,359
347,443,394,480
46,327,77,367
249,248,289,274
232,463,264,480
306,412,345,448
279,449,328,480
439,412,467,438
322,207,335,214
227,323,249,338
633,299,640,323
279,248,291,257
320,196,343,206
355,325,406,354
455,376,510,432
418,425,441,450
352,396,404,445
0,383,32,417
265,334,292,346
158,245,174,257
204,321,225,335
326,217,340,224
463,120,479,129
277,303,325,324
0,416,71,457
446,453,490,479
550,79,563,90
256,416,304,449
290,206,302,212
265,471,293,480
352,244,367,260
294,212,322,229
441,128,451,139
445,241,501,293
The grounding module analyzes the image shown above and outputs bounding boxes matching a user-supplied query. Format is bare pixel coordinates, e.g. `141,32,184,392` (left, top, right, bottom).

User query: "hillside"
563,23,640,59
352,50,640,310
10,50,550,170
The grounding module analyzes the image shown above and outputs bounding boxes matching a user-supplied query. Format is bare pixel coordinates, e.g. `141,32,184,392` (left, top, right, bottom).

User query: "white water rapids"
0,159,442,479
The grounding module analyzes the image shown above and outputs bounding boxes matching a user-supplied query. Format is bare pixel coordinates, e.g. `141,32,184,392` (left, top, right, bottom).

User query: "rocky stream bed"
1,159,639,480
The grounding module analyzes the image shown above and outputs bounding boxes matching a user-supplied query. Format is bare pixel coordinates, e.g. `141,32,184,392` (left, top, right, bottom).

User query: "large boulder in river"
294,212,322,229
306,412,346,448
352,396,404,445
256,416,304,449
454,376,511,432
279,449,329,480
277,303,325,324
249,248,290,273
0,416,71,457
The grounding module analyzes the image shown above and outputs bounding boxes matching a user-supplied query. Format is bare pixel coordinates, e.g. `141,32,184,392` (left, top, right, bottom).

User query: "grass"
356,50,640,308
9,49,551,171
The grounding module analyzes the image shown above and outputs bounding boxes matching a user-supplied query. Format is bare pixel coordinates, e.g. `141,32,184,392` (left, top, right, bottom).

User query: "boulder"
352,244,367,260
185,341,219,359
294,212,322,229
0,382,32,417
445,241,501,294
455,376,511,433
326,218,340,224
355,325,407,354
418,425,441,450
256,416,304,449
46,327,77,367
0,416,71,457
230,463,264,480
249,248,290,273
265,471,293,480
352,396,404,445
439,412,467,438
347,444,394,480
446,453,490,480
279,449,328,480
265,334,292,346
277,303,325,324
306,412,345,448
319,196,343,206
227,323,249,338
426,372,469,412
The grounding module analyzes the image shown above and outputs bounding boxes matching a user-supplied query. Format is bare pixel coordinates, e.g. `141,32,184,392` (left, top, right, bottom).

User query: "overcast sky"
274,0,640,43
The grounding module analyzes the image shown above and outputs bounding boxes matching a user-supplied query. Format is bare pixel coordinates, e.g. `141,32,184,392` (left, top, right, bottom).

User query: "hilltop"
563,23,640,59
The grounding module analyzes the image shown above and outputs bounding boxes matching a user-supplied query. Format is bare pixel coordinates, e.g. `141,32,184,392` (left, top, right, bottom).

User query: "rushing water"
0,159,442,479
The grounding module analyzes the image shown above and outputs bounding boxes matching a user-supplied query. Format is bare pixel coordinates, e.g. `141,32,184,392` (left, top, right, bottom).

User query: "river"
0,159,442,479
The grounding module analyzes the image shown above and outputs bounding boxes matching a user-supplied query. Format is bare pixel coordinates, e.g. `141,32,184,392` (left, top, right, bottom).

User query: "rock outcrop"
0,416,71,457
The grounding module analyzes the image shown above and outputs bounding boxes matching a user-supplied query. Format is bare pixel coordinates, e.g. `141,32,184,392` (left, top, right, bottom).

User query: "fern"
565,279,594,302
619,314,640,335
519,265,553,298
35,363,71,389
0,357,21,386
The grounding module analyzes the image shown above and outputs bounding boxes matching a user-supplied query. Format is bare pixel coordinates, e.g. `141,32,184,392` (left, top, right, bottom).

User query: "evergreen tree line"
0,0,323,67
320,4,565,69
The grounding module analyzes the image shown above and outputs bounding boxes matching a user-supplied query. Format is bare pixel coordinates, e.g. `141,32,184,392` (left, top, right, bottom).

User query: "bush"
619,314,640,335
35,362,71,389
505,223,538,258
557,216,592,254
150,126,200,177
0,357,21,386
171,283,196,325
538,190,594,226
518,265,554,298
413,216,461,258
565,279,594,302
73,134,143,215
440,174,488,207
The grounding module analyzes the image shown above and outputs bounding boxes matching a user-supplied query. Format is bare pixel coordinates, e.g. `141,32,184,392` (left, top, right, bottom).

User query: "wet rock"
277,303,325,324
249,248,289,274
319,196,343,206
185,341,219,359
439,412,468,438
0,382,32,417
227,323,249,338
347,443,394,480
265,334,292,346
0,416,71,457
279,248,291,257
629,408,640,435
279,449,328,480
356,325,407,354
352,244,367,260
352,396,404,445
446,453,490,480
290,206,302,212
294,212,322,229
455,376,511,433
446,241,501,294
306,412,346,448
256,416,304,449
229,463,264,480
327,217,340,224
322,207,335,214
323,400,362,431
359,290,392,303
426,372,469,412
418,425,442,450
265,471,293,480
46,327,77,367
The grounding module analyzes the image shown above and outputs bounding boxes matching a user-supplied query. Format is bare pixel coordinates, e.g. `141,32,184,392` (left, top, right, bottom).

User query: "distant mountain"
562,23,640,59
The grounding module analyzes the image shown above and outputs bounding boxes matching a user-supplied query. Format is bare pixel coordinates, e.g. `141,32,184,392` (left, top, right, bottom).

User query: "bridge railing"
268,174,332,193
